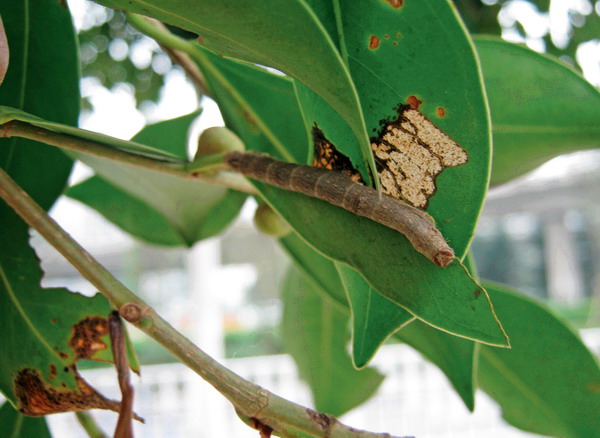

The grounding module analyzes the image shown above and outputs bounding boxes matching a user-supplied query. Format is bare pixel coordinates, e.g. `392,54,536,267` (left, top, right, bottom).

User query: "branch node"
119,303,148,324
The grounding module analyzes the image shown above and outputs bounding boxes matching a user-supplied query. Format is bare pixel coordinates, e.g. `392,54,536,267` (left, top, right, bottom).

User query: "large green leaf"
281,266,384,417
0,214,132,416
335,263,414,369
0,0,78,210
475,37,600,186
195,31,507,347
71,112,247,246
280,232,415,369
67,176,186,246
94,0,375,177
479,282,600,438
280,232,477,411
0,402,51,437
300,0,491,257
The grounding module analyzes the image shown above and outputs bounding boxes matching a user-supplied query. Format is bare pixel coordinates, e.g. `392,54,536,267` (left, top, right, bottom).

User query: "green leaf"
0,106,180,162
301,0,491,257
196,48,308,163
0,402,51,438
259,182,507,346
281,232,413,369
0,0,78,210
281,266,384,417
479,282,600,438
335,263,413,369
475,36,600,186
196,32,507,347
73,112,247,246
97,0,375,177
281,232,477,411
67,176,186,246
0,214,131,415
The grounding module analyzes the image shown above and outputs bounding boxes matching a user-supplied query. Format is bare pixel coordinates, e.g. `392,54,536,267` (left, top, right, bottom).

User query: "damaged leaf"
0,213,138,417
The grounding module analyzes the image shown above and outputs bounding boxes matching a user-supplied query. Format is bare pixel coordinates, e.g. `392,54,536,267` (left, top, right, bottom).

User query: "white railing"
43,328,600,438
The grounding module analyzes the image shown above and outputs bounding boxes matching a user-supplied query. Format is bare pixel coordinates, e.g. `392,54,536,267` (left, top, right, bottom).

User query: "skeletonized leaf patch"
371,106,468,208
312,104,468,209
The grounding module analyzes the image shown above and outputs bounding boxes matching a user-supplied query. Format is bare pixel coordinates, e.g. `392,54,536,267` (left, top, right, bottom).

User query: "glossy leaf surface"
479,282,600,438
475,37,600,186
197,37,507,347
94,0,374,175
281,232,477,410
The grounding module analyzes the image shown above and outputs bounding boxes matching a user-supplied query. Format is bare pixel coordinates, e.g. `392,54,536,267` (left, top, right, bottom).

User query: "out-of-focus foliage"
455,0,599,75
77,8,171,111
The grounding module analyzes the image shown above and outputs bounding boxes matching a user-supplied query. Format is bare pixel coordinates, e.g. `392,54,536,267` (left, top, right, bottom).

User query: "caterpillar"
224,151,454,267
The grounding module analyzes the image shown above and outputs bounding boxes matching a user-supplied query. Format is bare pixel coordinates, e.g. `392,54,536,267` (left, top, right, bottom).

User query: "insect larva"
224,151,454,267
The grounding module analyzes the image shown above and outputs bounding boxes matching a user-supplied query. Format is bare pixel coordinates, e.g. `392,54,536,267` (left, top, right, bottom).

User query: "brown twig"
225,151,455,267
109,311,134,438
0,166,409,438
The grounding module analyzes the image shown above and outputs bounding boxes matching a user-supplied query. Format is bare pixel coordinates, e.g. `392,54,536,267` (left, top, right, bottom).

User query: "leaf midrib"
0,264,62,362
480,347,575,437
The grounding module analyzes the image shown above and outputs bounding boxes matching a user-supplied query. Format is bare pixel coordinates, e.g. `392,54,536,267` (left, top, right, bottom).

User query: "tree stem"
0,167,406,438
0,120,257,194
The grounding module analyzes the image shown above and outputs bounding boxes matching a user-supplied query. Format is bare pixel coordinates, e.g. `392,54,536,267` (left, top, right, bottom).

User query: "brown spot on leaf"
59,352,68,359
384,34,390,39
48,364,57,380
396,32,402,38
475,289,482,298
50,318,57,324
392,41,399,46
69,316,109,361
382,0,404,8
369,35,380,50
407,95,423,110
436,107,446,118
14,368,122,416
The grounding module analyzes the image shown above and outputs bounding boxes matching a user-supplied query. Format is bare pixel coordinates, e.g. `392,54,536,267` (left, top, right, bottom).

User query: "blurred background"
24,0,600,436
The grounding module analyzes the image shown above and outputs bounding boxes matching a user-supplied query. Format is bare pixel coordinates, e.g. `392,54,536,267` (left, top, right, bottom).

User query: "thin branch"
109,311,134,438
148,18,210,97
0,120,257,194
0,167,408,438
75,411,108,438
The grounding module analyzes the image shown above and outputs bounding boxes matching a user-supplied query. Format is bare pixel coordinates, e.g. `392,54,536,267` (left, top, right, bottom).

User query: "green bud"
254,202,292,237
195,126,245,160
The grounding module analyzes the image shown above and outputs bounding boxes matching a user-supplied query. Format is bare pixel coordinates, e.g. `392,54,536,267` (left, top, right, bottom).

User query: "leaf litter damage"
13,314,141,419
